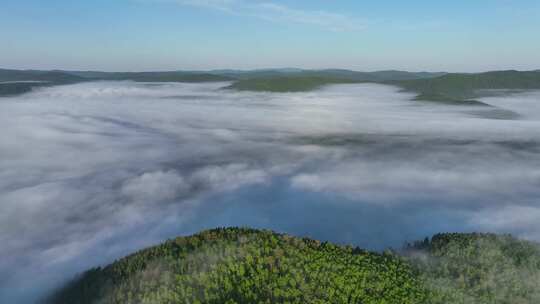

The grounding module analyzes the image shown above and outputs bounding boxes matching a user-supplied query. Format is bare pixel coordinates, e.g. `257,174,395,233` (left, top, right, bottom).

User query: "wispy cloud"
158,0,366,31
171,0,238,12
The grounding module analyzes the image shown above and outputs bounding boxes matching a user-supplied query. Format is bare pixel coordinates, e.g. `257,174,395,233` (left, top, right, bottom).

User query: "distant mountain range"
2,68,540,104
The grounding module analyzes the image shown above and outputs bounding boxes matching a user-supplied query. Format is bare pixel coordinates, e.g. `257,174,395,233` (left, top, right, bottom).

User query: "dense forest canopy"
46,228,540,304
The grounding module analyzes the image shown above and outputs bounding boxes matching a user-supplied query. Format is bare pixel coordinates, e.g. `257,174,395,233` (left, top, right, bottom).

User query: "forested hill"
46,228,427,304
406,232,540,304
0,69,233,96
226,70,540,105
395,70,540,104
223,70,445,92
0,69,85,83
46,228,540,304
67,71,234,82
0,69,86,96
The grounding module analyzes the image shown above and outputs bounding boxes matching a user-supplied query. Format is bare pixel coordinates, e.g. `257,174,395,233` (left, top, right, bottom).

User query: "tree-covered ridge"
2,68,539,104
224,70,540,102
222,70,445,92
46,227,427,304
225,76,361,92
0,69,233,96
396,70,540,104
71,71,234,82
406,233,540,304
0,69,87,96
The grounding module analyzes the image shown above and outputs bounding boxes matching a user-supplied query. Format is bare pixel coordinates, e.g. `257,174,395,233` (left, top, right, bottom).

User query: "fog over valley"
2,81,540,302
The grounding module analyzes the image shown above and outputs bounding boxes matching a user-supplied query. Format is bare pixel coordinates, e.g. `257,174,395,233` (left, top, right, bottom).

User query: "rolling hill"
223,69,446,92
67,71,234,82
46,228,540,304
0,69,86,96
2,68,539,104
225,76,360,92
0,69,234,96
406,232,540,303
396,70,540,104
46,228,427,304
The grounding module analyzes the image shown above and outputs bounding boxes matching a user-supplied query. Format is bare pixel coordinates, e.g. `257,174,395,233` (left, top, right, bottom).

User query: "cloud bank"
1,81,540,302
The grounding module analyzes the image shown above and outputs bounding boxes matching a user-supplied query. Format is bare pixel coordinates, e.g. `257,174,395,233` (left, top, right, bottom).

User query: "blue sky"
1,0,539,72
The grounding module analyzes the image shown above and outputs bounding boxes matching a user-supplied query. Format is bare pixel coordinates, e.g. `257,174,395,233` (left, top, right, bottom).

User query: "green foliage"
217,69,444,82
0,69,86,96
2,68,539,100
0,69,85,83
83,72,234,83
0,82,43,96
406,233,540,304
47,230,540,304
0,69,233,97
225,76,361,92
396,70,540,104
223,70,445,92
223,70,540,101
46,227,427,304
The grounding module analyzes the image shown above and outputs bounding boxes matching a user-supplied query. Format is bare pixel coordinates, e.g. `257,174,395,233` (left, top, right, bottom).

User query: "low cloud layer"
1,81,540,302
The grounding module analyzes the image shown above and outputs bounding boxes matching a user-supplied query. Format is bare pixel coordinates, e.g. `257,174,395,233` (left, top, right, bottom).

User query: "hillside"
406,233,540,304
214,69,444,81
0,69,233,96
224,70,445,92
0,69,85,83
45,228,540,304
0,69,86,96
396,70,540,104
225,76,361,92
46,228,427,304
3,68,539,102
68,71,234,82
225,70,540,105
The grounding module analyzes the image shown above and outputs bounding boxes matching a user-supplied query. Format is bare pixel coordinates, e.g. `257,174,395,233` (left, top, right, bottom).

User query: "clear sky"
1,0,539,72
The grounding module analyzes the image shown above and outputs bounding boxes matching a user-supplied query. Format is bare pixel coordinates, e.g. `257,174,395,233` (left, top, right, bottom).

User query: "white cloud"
121,170,190,202
169,0,238,12
254,2,365,32
469,206,540,241
191,163,269,191
3,81,540,302
160,0,366,31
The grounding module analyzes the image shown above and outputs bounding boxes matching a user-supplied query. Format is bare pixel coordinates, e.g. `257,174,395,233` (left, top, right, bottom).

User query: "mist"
1,81,540,302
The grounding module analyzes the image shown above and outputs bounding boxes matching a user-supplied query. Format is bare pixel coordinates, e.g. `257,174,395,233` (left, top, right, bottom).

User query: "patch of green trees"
46,227,426,304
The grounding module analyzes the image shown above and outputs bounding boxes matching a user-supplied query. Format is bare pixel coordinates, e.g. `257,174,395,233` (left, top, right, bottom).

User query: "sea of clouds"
1,81,540,302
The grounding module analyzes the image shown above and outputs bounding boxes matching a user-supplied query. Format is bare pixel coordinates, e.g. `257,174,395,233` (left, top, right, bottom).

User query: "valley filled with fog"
2,81,540,302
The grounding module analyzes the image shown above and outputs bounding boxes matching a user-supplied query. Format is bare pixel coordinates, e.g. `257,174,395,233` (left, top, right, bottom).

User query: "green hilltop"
395,70,540,105
223,69,445,92
0,69,86,96
225,70,540,105
406,232,540,304
67,71,234,82
46,228,540,304
225,76,360,92
46,228,427,304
